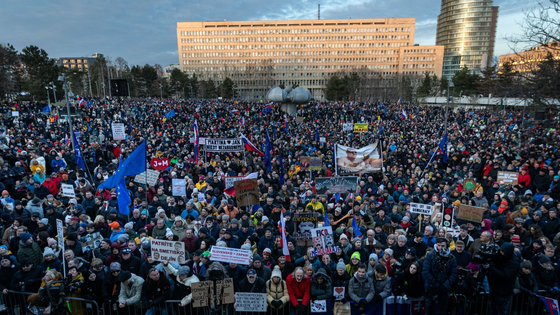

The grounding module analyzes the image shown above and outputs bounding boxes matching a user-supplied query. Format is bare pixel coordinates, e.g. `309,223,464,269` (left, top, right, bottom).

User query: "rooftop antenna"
318,4,320,20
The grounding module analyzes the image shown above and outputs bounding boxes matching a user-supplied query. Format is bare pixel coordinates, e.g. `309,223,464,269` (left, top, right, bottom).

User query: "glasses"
112,270,121,274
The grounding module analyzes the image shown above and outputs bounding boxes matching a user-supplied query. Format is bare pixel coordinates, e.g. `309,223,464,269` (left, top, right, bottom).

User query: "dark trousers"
489,292,512,315
427,289,449,315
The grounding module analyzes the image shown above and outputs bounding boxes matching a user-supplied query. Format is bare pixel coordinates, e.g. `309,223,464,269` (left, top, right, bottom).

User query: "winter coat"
310,268,332,300
266,278,290,308
109,228,126,244
118,273,144,308
120,255,142,275
142,270,171,307
163,263,199,306
17,241,43,266
402,271,425,298
422,248,457,292
487,243,520,296
238,276,266,293
534,262,559,291
348,272,375,303
516,270,538,295
286,272,311,307
373,271,391,299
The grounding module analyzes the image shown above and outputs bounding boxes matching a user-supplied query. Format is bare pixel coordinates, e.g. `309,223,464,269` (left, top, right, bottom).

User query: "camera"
472,243,499,265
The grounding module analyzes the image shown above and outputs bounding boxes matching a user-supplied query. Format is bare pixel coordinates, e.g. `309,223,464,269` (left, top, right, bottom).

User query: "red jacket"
286,272,311,307
518,173,531,187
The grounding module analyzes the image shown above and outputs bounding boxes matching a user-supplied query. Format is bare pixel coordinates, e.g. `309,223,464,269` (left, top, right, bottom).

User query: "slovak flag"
240,133,264,157
79,99,86,107
397,98,402,104
280,210,291,261
231,109,239,115
401,109,407,119
64,134,70,146
224,172,259,196
193,120,199,165
240,117,245,126
539,296,560,315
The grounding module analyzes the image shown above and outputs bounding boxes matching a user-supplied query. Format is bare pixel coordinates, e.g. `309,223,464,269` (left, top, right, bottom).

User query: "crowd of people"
0,96,558,315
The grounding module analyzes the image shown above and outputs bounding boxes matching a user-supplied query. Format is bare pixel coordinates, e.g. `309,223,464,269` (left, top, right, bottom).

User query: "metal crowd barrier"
0,289,556,315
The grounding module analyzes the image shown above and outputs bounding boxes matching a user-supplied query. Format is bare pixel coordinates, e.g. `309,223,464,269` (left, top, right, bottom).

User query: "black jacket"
11,265,45,293
487,243,520,296
142,270,171,307
238,276,266,293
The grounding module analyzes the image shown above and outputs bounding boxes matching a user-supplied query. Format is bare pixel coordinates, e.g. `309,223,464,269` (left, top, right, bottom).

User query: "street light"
50,82,57,104
58,75,75,149
444,79,454,132
45,86,51,105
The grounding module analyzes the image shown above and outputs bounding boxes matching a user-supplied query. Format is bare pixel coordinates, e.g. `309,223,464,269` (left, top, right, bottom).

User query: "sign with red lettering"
150,158,170,171
310,226,338,257
209,246,252,265
150,239,186,263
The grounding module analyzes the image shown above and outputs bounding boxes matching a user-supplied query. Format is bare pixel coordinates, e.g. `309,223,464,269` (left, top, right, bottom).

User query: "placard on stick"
457,204,485,223
234,179,259,207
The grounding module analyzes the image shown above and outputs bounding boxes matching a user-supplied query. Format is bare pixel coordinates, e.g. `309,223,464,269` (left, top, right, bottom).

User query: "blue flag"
165,109,175,119
72,131,86,170
98,141,147,189
116,173,131,216
438,132,448,163
324,212,330,227
352,216,362,238
378,123,384,137
264,130,272,172
128,119,132,134
279,154,285,185
315,129,320,143
43,105,51,113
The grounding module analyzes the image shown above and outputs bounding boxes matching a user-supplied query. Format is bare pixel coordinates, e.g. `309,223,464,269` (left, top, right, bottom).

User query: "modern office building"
56,55,98,72
177,18,444,100
436,0,499,78
498,41,560,73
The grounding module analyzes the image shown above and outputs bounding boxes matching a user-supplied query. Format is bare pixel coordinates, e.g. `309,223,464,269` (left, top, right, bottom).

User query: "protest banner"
311,300,327,313
463,178,476,193
336,142,382,174
225,176,243,189
209,246,252,265
81,232,102,252
296,117,305,123
457,204,485,223
409,203,434,215
294,212,318,241
497,171,518,185
319,137,326,143
61,184,75,197
11,111,19,117
234,293,268,312
353,123,368,133
343,123,354,131
315,177,358,195
150,157,170,171
333,287,346,301
134,169,160,186
234,179,259,207
442,205,453,228
192,279,234,308
299,156,323,171
56,219,64,250
150,239,186,263
310,226,338,257
190,137,206,145
172,178,186,196
111,122,126,140
205,138,244,152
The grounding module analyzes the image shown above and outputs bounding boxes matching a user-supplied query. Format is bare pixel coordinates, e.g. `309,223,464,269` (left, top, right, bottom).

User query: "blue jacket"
110,228,126,243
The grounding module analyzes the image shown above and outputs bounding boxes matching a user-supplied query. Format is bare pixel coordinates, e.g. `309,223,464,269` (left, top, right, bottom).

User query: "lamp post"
51,82,57,104
159,83,163,99
444,79,454,133
101,82,106,99
45,86,51,105
58,75,75,149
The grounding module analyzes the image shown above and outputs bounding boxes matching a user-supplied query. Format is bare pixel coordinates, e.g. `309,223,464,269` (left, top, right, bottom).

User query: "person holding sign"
161,261,200,308
235,269,267,313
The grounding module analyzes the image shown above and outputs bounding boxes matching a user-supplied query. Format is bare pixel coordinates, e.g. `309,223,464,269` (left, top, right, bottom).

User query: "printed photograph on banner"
315,177,358,195
336,142,382,174
293,212,318,241
310,226,338,257
299,156,322,171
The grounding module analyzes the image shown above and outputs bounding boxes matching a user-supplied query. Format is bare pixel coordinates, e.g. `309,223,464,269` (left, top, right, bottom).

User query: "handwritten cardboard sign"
234,179,259,207
192,279,234,308
457,204,485,223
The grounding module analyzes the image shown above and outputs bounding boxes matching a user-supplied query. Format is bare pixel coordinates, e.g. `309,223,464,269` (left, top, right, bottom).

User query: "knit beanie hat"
369,253,378,262
43,247,55,257
336,258,346,271
177,266,190,276
271,265,282,278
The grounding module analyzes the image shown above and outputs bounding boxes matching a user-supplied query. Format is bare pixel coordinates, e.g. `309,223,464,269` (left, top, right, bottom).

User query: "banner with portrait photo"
336,142,382,174
315,177,358,196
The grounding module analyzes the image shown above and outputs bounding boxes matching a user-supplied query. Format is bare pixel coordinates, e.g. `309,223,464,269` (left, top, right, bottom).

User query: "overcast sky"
0,0,539,67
